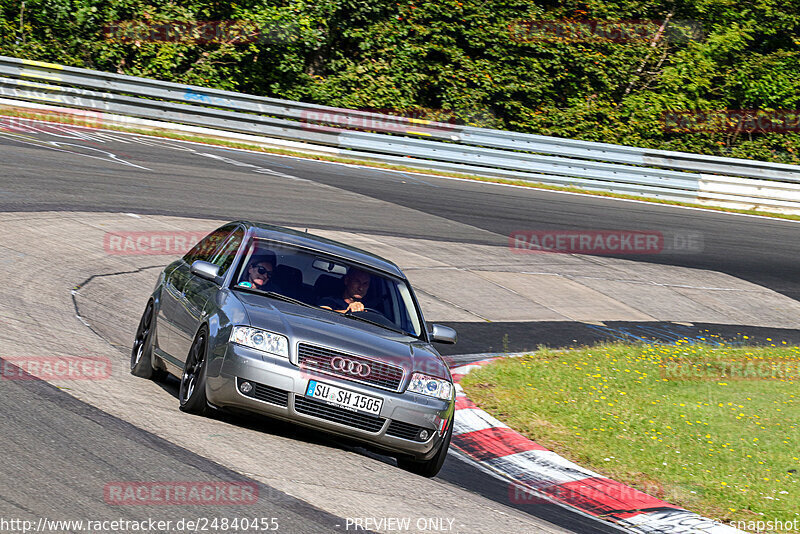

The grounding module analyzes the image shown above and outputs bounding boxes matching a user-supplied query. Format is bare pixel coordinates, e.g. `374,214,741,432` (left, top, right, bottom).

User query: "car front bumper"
206,343,454,460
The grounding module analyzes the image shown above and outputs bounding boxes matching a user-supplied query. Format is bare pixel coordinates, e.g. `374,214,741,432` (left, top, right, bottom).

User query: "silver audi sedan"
130,221,457,476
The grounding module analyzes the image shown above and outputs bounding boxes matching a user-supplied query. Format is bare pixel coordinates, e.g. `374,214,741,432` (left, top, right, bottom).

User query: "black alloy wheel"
179,328,209,415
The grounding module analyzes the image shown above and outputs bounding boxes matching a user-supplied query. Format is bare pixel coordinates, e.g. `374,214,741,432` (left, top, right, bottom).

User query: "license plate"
305,380,383,415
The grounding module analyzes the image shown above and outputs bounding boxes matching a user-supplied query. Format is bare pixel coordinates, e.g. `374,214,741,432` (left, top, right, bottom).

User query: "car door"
172,226,245,361
155,261,184,360
158,224,236,361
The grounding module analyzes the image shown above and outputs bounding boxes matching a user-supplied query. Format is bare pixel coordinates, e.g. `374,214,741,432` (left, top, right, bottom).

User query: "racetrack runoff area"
2,211,800,533
22,211,800,356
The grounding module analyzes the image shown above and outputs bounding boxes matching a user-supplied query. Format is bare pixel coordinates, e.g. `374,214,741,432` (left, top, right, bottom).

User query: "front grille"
294,395,385,433
298,343,404,391
386,420,430,442
237,378,289,407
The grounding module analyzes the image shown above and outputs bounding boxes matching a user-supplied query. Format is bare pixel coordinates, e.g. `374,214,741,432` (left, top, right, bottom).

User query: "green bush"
2,0,799,163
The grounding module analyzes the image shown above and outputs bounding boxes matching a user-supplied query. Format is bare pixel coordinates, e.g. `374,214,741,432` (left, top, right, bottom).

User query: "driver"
318,268,371,314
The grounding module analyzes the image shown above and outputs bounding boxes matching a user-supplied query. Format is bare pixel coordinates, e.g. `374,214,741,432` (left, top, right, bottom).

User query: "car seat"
313,274,344,304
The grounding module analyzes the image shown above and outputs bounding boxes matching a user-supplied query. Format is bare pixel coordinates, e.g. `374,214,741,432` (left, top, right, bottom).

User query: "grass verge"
461,340,799,527
2,106,800,223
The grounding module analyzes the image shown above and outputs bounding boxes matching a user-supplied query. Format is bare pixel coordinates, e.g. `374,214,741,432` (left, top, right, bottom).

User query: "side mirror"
191,260,222,284
430,324,457,345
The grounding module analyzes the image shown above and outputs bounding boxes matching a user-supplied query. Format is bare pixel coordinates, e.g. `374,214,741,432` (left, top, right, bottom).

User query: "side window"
183,224,237,264
211,228,245,277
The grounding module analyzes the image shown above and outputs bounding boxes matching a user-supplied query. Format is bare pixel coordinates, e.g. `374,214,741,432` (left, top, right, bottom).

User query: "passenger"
318,268,371,313
239,252,282,292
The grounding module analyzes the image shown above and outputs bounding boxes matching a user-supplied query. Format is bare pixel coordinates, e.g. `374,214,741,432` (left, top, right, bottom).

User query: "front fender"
148,274,166,353
198,289,244,380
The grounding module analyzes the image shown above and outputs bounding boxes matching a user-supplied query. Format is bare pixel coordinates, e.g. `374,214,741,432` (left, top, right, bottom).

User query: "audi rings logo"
331,357,371,378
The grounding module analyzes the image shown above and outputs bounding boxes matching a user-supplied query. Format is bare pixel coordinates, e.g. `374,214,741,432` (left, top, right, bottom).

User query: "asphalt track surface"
1,124,798,533
1,362,349,533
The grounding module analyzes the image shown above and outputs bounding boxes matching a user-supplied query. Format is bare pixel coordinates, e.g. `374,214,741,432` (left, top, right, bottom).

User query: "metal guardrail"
1,55,799,212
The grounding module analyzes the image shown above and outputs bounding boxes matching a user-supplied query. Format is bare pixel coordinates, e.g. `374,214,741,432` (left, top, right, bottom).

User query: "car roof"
238,221,405,278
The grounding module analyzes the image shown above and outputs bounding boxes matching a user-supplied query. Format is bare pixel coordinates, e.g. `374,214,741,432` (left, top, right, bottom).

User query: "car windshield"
231,238,424,338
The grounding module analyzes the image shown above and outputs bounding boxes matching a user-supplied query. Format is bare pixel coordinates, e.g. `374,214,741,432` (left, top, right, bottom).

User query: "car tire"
130,301,167,381
179,328,209,416
397,421,453,477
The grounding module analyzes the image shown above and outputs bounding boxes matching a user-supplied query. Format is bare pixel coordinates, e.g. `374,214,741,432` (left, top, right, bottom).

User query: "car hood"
235,292,450,379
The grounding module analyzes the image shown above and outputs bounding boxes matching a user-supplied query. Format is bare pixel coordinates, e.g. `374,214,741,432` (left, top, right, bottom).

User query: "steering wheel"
345,306,383,316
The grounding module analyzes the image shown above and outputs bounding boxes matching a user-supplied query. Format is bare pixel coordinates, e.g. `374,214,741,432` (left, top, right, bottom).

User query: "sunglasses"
251,265,272,275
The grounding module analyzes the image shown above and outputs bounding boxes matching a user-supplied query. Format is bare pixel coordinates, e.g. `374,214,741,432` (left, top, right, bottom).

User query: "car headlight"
229,326,289,358
407,372,453,400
